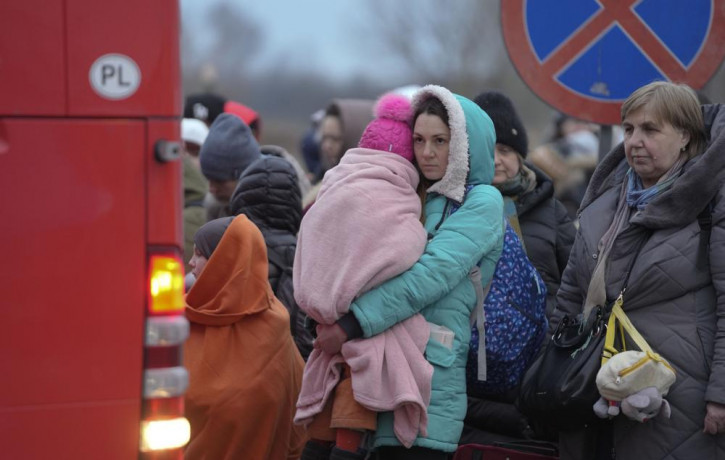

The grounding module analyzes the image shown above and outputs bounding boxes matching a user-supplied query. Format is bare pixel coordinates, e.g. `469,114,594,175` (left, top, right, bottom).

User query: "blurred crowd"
178,82,725,460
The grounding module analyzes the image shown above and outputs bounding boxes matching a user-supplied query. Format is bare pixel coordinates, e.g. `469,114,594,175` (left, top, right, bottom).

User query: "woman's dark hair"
413,96,449,127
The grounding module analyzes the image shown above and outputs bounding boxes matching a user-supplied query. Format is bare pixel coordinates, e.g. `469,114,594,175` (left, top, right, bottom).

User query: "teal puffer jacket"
350,86,504,452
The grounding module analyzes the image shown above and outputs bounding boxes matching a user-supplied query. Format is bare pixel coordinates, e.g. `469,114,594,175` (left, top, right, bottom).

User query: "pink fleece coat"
293,148,432,447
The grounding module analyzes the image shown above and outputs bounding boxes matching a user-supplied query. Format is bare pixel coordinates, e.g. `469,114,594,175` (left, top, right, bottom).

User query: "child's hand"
314,323,347,354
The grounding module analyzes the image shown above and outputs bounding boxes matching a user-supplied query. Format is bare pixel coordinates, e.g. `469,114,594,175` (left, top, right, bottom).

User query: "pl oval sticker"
89,54,141,100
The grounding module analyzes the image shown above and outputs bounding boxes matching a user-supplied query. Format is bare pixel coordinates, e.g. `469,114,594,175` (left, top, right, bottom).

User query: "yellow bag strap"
602,296,622,366
601,291,653,366
598,232,652,365
612,302,652,353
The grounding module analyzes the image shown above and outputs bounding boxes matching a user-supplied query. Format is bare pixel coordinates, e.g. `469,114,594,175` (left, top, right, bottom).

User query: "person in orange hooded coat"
184,214,307,460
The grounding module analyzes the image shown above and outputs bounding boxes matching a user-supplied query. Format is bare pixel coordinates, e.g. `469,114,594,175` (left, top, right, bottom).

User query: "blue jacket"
350,86,504,452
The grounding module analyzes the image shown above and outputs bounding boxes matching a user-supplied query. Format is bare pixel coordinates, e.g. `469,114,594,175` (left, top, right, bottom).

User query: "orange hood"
185,214,275,325
183,215,307,459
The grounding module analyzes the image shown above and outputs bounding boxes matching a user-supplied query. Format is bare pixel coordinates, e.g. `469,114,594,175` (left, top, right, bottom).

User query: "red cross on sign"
502,0,725,124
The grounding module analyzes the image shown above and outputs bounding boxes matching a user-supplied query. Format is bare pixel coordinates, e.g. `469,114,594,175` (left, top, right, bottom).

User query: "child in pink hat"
294,93,433,459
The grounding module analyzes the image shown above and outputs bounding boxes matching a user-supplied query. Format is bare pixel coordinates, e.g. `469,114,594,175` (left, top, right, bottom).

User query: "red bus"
0,1,189,458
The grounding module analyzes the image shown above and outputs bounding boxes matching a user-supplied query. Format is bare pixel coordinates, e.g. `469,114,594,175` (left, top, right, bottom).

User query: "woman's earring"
680,146,686,152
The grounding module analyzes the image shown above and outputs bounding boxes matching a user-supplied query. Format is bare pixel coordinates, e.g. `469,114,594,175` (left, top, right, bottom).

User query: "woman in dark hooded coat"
550,81,725,459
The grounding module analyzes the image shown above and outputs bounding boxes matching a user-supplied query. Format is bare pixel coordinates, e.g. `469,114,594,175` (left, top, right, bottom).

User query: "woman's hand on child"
314,323,347,354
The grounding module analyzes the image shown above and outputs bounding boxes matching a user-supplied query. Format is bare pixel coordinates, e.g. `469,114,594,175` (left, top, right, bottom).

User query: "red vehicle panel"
0,1,187,458
3,403,142,459
66,0,181,117
0,119,147,403
147,120,184,245
0,0,66,116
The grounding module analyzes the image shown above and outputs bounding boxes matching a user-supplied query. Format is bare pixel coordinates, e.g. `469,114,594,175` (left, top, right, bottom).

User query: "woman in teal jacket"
315,85,504,459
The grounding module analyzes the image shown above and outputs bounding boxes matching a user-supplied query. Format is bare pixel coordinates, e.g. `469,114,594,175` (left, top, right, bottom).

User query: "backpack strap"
446,184,510,380
468,265,488,381
470,217,508,382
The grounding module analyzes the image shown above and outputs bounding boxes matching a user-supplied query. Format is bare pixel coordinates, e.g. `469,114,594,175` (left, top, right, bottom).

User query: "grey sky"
181,0,374,79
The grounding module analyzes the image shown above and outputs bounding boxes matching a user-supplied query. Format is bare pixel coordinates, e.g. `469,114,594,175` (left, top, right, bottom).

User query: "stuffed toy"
593,395,623,418
622,386,671,422
594,386,671,422
593,350,675,421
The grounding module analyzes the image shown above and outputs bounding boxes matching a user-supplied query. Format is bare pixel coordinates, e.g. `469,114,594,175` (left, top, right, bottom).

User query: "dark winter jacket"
516,164,576,317
229,154,313,360
552,104,725,459
261,144,312,199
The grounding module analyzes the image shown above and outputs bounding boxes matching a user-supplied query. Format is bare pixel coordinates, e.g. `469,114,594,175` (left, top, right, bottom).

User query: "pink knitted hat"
358,93,414,162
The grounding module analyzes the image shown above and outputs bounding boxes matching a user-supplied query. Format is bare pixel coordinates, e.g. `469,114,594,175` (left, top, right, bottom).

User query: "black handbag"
516,232,648,431
516,303,607,431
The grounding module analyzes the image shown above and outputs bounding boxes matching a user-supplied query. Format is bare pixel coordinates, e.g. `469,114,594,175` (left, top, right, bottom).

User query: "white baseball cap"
181,118,209,146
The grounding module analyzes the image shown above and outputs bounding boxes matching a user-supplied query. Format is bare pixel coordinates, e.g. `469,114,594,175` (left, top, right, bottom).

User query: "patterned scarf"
583,156,686,315
495,159,537,198
626,156,686,210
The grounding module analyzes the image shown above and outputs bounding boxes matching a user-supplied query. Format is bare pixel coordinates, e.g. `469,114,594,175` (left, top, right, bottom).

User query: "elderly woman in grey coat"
551,81,725,458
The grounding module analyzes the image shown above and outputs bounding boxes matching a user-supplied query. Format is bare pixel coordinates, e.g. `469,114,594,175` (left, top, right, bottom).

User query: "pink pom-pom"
374,93,412,123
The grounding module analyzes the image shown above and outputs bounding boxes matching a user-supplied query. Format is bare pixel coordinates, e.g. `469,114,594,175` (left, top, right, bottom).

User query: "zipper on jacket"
429,201,451,241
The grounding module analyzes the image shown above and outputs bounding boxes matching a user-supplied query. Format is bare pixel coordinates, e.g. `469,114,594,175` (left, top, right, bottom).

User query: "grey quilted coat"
551,104,725,459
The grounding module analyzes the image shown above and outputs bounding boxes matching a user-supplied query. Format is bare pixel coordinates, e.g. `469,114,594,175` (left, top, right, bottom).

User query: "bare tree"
358,0,504,92
181,1,264,95
353,1,564,145
208,3,262,76
178,0,560,152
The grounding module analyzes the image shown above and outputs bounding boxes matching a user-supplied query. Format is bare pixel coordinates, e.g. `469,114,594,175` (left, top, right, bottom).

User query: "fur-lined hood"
579,104,725,229
411,85,496,203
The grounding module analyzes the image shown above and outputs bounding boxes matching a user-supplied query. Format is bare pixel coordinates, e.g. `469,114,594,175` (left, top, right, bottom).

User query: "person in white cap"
182,118,210,284
182,118,210,170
